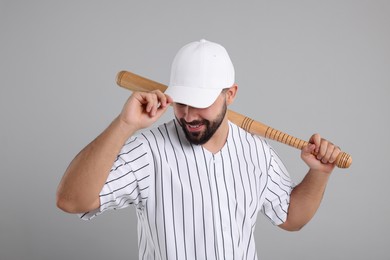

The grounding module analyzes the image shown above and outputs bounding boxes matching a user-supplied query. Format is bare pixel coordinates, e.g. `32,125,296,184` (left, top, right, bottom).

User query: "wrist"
113,116,138,140
307,168,332,181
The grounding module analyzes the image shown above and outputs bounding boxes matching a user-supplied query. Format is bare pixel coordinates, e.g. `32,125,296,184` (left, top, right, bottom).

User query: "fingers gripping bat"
116,70,352,169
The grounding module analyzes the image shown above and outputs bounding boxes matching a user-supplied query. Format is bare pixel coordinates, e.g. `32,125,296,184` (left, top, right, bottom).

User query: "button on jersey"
81,120,293,260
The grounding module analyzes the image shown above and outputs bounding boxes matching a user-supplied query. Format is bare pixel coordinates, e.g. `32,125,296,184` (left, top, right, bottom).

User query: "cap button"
200,39,207,43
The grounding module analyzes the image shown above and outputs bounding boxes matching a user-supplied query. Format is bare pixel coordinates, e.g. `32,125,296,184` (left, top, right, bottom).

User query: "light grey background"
1,1,389,259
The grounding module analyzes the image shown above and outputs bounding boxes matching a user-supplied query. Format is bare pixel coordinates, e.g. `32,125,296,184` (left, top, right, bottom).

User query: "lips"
186,122,204,132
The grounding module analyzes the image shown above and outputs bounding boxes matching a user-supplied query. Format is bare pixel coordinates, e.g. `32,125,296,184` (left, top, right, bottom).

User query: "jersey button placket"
208,155,224,259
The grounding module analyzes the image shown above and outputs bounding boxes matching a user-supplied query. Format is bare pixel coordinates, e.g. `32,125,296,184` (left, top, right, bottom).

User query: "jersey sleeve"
261,145,295,226
79,136,152,220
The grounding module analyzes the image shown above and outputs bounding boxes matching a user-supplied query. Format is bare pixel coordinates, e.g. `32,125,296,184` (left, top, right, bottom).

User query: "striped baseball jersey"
81,119,294,260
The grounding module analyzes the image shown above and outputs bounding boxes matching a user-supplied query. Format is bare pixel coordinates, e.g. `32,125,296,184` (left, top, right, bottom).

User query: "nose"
181,105,198,122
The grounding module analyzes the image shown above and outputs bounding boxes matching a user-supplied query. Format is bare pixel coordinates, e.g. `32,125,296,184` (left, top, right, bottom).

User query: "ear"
226,84,238,105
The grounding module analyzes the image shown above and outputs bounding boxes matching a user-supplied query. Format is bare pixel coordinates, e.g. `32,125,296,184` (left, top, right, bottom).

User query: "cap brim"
165,85,222,109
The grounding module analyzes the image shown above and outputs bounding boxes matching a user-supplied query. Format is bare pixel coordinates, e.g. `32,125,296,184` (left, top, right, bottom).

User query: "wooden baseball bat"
116,70,352,169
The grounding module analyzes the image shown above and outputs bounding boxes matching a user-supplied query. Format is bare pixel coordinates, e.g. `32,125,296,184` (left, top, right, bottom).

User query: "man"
57,39,341,259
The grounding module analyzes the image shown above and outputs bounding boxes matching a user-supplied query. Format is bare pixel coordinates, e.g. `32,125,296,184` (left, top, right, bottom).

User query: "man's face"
174,92,228,145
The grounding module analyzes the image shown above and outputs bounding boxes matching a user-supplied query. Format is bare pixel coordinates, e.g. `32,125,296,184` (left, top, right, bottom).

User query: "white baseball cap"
165,39,235,108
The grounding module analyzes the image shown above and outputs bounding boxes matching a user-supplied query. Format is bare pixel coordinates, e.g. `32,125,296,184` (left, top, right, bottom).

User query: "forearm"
56,116,137,213
279,169,331,231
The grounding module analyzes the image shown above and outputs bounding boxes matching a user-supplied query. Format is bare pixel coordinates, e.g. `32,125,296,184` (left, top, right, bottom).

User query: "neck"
202,116,229,154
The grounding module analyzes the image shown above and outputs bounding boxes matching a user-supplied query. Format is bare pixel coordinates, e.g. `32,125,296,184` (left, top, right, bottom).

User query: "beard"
177,100,227,145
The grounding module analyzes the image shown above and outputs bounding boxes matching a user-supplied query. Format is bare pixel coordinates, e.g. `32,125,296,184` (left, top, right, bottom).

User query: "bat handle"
238,114,352,169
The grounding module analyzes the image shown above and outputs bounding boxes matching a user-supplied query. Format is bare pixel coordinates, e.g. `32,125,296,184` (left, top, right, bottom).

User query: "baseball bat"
116,70,352,169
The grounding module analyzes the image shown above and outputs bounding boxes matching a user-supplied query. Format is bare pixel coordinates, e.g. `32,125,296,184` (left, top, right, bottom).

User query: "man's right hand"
119,90,173,133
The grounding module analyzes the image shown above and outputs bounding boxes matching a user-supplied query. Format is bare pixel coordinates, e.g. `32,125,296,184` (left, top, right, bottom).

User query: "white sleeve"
79,136,152,220
261,146,295,225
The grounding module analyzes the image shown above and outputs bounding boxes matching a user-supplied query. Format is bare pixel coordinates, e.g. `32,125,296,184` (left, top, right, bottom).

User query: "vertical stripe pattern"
81,120,294,259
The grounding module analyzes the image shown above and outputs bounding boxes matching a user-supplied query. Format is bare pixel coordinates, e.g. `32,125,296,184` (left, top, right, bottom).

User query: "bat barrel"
116,71,167,92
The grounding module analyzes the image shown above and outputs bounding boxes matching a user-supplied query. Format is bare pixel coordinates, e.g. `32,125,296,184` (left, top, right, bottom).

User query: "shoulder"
228,121,276,167
138,119,176,137
228,121,270,148
133,119,178,147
